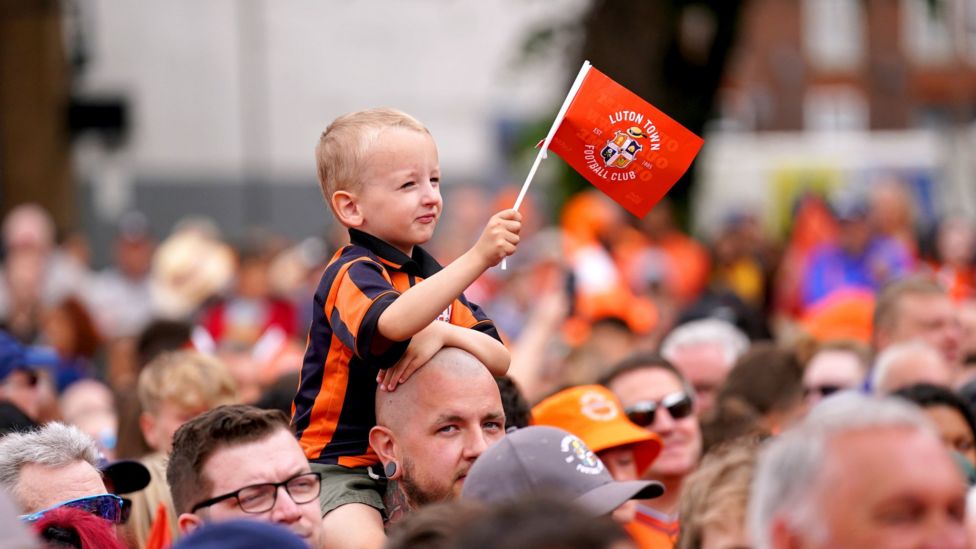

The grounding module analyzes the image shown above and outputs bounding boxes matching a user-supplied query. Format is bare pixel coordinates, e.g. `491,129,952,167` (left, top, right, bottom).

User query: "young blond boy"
293,108,520,546
126,350,238,548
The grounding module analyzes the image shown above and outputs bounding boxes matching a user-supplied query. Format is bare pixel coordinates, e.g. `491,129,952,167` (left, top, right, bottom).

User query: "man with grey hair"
749,393,966,549
660,318,750,414
0,422,106,514
870,340,952,394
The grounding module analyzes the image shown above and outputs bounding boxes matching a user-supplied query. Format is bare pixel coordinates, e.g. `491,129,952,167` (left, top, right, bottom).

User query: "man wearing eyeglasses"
167,405,324,547
600,352,703,549
801,341,870,409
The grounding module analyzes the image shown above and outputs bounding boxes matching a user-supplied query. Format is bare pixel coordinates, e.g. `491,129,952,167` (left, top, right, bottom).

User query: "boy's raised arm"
440,323,509,376
377,322,510,391
376,209,521,342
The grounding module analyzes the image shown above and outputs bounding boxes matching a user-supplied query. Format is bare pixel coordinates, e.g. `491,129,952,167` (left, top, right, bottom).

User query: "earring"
384,462,398,478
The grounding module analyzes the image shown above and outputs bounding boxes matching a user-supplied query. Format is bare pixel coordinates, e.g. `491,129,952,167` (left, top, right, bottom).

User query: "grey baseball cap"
461,425,664,516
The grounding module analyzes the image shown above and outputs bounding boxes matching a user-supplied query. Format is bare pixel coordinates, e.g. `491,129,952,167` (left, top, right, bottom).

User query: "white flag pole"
502,60,592,270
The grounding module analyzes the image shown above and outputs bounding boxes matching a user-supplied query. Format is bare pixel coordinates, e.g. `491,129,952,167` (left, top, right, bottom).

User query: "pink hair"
32,506,125,549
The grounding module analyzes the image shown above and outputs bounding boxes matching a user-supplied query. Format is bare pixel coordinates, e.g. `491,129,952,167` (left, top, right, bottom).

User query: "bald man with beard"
369,347,506,524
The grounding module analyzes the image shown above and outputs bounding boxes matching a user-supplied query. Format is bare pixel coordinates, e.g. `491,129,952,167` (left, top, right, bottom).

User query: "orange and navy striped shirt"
291,228,501,467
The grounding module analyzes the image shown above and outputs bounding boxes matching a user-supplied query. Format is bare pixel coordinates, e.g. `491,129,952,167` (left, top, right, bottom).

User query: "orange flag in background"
144,502,172,549
547,67,704,218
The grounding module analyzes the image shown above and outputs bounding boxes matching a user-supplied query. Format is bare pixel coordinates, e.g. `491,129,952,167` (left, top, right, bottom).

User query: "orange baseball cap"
532,385,662,476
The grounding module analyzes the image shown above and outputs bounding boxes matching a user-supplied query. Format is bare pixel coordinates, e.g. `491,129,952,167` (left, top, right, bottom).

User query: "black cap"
99,458,151,495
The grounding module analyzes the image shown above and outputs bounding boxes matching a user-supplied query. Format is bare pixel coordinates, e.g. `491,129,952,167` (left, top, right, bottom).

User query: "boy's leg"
311,463,387,549
322,503,385,549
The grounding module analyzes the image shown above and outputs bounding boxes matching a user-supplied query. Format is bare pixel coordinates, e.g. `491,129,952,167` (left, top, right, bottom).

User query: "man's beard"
399,458,457,508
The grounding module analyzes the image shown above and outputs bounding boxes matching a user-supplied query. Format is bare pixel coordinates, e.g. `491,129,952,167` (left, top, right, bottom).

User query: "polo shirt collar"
348,229,441,276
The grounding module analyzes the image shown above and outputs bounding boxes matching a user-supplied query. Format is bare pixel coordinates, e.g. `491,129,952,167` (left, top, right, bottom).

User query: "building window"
804,85,869,131
803,0,865,71
902,0,953,64
963,0,976,64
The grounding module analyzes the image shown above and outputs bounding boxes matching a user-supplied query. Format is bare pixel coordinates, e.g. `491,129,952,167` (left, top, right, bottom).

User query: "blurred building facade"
723,0,975,132
695,0,976,239
5,0,974,259
4,0,587,265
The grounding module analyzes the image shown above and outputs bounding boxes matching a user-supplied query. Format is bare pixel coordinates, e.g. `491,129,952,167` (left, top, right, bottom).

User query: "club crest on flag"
588,113,663,182
601,127,642,169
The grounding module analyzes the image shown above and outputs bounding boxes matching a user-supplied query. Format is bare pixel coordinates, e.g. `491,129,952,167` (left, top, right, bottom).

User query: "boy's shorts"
311,463,387,517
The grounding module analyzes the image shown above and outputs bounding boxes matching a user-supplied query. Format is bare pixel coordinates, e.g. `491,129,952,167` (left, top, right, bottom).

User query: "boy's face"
354,127,442,255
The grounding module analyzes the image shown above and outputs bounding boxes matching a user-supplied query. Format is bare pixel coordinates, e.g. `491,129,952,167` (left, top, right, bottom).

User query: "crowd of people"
1,105,976,549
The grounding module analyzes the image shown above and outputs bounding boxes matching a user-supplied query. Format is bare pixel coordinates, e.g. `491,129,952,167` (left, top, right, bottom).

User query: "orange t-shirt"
626,506,678,549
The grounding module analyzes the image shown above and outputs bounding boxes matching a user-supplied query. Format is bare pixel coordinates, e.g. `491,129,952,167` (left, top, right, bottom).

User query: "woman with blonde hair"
677,439,759,549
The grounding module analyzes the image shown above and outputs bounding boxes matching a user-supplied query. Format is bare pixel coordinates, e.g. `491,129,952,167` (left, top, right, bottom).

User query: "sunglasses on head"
19,494,127,525
24,370,39,387
624,392,694,427
1,369,39,387
803,384,843,398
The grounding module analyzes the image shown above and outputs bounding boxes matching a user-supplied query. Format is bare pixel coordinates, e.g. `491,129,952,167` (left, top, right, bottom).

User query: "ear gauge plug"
384,462,398,478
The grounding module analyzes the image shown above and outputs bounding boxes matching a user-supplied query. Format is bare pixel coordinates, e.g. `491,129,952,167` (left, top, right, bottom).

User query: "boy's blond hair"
137,350,238,414
315,107,430,212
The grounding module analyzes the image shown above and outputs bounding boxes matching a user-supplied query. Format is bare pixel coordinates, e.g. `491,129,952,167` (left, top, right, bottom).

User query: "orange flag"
144,502,172,549
547,66,704,218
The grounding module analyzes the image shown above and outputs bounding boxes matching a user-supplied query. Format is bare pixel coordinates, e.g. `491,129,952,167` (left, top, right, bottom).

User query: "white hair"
748,393,935,549
967,486,976,523
0,423,100,497
870,339,946,394
660,318,750,366
966,486,976,542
